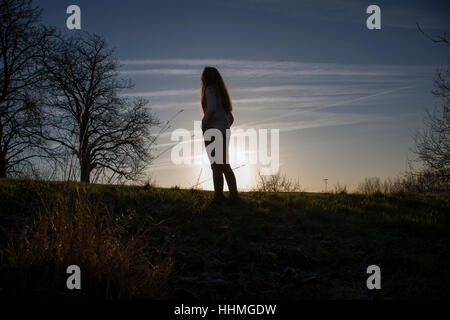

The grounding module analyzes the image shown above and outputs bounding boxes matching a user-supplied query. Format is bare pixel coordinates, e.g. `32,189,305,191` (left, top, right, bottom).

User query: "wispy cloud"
120,58,433,186
120,58,432,71
119,60,432,94
120,68,199,76
121,84,374,99
239,85,416,128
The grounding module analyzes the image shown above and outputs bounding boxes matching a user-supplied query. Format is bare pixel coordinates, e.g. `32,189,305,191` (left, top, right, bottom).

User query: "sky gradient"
38,0,450,191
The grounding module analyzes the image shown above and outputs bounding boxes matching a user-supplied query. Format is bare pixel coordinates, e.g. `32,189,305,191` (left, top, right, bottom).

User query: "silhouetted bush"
255,171,302,192
333,183,348,194
356,171,449,195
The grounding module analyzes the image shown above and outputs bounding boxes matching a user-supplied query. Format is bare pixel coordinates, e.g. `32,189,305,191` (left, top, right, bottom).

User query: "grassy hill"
0,178,449,299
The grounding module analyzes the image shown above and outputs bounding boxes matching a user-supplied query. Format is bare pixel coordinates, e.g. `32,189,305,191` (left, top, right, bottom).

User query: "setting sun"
193,138,258,191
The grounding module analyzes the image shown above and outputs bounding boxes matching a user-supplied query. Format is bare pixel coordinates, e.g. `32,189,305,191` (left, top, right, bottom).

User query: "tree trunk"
0,161,6,178
79,146,91,182
0,118,5,177
80,159,90,183
79,110,91,182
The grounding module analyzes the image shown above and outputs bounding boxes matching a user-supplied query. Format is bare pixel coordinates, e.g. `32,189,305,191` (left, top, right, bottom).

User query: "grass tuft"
1,181,172,299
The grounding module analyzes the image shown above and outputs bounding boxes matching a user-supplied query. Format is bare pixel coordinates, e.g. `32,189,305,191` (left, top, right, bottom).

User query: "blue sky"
38,0,449,190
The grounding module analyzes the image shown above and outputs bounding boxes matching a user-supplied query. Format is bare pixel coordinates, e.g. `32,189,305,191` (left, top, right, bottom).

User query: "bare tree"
0,0,53,177
39,32,159,183
412,64,450,188
417,23,449,46
411,23,450,192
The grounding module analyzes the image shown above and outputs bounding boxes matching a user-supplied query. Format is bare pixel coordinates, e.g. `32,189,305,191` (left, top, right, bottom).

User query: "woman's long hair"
200,66,232,114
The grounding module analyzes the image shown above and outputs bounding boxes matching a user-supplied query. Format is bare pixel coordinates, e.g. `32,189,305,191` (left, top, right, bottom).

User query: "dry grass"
1,178,449,299
3,182,172,299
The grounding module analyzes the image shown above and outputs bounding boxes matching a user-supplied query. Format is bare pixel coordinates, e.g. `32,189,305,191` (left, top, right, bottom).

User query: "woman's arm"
226,112,234,126
202,86,217,131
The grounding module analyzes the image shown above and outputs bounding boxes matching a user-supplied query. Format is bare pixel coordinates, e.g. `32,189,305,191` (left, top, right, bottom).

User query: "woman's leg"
223,129,238,198
204,132,224,200
223,164,238,197
211,163,225,199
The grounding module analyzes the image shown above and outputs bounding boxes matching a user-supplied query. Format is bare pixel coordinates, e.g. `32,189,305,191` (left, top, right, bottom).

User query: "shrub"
357,172,449,195
333,183,348,194
255,171,302,192
356,177,382,195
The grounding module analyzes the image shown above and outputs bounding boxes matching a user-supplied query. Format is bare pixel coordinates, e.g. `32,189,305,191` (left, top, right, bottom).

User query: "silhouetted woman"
200,66,239,204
